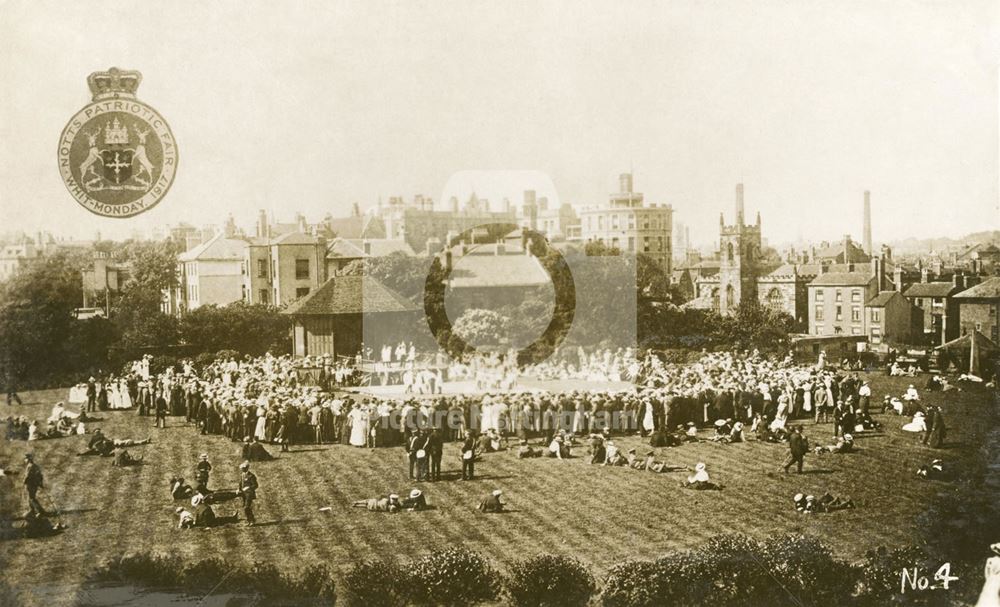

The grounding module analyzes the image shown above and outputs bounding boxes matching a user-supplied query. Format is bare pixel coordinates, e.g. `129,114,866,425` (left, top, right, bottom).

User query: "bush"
507,554,596,607
855,545,930,605
180,556,230,591
601,560,676,607
342,559,409,607
92,552,184,588
410,548,500,606
760,534,856,606
214,349,241,363
193,352,217,372
295,563,338,603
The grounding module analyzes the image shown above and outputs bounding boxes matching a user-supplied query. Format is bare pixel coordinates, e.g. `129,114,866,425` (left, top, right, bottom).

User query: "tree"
452,308,509,347
180,302,291,356
0,251,90,387
109,240,181,361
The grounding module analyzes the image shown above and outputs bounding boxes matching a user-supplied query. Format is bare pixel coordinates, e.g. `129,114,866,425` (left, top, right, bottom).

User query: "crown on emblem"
104,117,129,145
87,67,142,101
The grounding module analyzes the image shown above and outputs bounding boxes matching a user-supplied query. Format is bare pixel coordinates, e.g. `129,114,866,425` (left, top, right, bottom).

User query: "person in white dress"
348,404,368,447
254,406,268,441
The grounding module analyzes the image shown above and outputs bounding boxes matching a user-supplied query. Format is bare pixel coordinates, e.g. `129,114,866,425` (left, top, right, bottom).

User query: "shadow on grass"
801,469,837,475
252,517,308,528
290,448,330,453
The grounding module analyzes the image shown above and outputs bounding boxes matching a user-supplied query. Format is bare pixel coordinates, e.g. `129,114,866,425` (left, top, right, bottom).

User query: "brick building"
244,232,328,307
902,274,968,346
954,277,1000,343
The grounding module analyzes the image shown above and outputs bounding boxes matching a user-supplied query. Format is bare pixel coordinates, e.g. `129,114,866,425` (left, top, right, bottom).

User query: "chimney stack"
619,173,633,194
842,235,853,263
863,191,872,255
735,183,745,226
363,239,371,256
920,267,929,283
953,272,965,289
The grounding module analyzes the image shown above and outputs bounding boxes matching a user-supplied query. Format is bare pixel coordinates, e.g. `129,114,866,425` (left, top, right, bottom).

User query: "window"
295,259,310,279
815,305,824,321
598,216,604,230
993,327,999,342
871,309,881,322
627,237,635,252
628,215,635,229
932,297,943,306
851,289,861,302
815,325,824,335
815,289,824,301
835,305,842,321
835,289,842,302
296,287,310,298
976,322,982,331
851,327,861,335
611,215,619,230
767,288,783,309
871,327,881,336
643,217,650,229
257,259,267,278
658,236,664,251
851,306,861,322
644,237,650,253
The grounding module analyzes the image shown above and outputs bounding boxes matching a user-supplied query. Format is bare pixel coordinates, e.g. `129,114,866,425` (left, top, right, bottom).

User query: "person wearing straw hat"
195,454,212,494
477,489,505,513
402,488,428,511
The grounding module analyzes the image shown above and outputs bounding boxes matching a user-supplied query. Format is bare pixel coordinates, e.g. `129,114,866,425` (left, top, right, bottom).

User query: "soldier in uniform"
237,461,258,526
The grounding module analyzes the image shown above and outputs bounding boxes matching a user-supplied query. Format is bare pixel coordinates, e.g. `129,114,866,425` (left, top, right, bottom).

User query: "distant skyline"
2,1,999,247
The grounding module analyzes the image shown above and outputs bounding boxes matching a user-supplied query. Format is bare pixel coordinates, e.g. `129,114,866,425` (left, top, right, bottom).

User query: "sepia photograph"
1,1,1000,605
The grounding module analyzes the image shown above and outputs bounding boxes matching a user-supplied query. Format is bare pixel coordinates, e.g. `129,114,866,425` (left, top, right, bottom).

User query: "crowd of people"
3,343,966,542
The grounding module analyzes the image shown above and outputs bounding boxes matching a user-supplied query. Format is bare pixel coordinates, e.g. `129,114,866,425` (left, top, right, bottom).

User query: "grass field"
1,374,995,606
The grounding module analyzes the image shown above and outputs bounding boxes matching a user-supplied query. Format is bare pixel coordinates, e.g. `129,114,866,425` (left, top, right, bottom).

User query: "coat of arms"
57,67,178,218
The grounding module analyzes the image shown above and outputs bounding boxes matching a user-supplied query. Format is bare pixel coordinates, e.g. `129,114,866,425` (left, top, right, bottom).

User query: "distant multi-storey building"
377,194,517,254
165,232,248,315
0,243,42,281
81,252,131,312
244,232,328,307
578,173,673,274
954,277,1000,343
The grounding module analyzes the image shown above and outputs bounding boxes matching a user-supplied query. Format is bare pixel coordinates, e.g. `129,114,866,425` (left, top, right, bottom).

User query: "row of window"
588,214,665,231
252,258,311,279
814,288,862,303
593,236,669,253
814,326,866,336
814,305,870,322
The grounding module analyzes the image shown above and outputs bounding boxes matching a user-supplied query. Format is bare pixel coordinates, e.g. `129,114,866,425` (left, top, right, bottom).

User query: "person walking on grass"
237,461,258,527
783,425,809,474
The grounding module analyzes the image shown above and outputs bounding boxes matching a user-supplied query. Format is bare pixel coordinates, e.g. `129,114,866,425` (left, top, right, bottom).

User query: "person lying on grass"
813,433,854,454
793,492,854,513
402,488,428,511
353,493,402,512
916,459,952,481
641,451,688,473
170,477,194,500
77,429,151,457
175,494,240,529
516,439,541,459
111,446,143,467
22,510,67,537
241,436,275,462
680,463,722,490
477,489,505,513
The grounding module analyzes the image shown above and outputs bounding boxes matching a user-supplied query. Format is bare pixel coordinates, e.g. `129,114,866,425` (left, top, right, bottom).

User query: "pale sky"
1,0,999,247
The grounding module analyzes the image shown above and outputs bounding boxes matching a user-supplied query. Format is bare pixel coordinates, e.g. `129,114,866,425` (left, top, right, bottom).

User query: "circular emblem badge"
57,67,178,218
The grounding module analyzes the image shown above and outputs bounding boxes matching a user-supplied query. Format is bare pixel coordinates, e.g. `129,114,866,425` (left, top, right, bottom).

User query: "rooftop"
178,233,247,262
954,276,1000,299
903,282,961,298
282,275,418,316
809,271,874,287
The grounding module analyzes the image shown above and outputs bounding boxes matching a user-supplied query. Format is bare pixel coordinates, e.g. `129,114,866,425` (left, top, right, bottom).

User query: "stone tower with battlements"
717,183,762,315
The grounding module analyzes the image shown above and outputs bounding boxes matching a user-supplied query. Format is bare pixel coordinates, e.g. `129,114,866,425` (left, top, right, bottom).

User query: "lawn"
0,374,995,606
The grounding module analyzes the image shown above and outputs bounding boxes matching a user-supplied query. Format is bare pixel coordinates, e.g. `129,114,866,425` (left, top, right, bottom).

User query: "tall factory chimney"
735,183,745,226
863,190,872,255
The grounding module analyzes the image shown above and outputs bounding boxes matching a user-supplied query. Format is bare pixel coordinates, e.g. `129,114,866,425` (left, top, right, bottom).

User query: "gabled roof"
809,272,874,287
283,275,418,316
903,282,960,298
448,248,550,289
178,233,247,261
954,276,1000,299
270,232,321,246
865,291,899,307
327,238,415,259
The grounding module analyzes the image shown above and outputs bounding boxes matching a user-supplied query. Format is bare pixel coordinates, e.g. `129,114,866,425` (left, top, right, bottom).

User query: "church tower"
717,183,761,315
